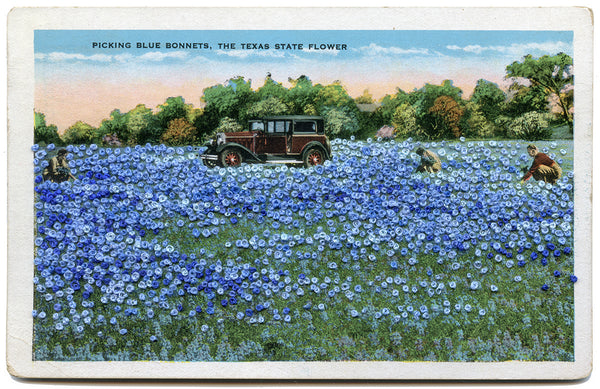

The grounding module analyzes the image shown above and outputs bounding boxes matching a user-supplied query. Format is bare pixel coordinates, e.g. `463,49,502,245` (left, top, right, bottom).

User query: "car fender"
215,142,262,162
301,141,330,160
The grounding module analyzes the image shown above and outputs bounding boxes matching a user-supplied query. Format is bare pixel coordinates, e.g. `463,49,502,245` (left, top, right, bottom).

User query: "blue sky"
34,29,573,130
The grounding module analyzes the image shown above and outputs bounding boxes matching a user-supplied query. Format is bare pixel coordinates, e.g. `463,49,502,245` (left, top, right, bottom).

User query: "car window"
267,120,288,134
250,121,264,131
295,121,316,133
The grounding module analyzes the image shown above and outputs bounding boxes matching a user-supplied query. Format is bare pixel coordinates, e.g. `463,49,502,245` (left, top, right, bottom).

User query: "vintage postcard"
6,7,593,380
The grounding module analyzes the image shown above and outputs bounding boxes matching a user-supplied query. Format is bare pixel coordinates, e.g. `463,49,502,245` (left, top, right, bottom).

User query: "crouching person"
416,147,442,173
43,148,76,183
521,144,562,185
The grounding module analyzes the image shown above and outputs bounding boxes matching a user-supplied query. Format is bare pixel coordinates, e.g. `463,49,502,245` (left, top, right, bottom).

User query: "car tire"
303,147,324,167
220,148,243,167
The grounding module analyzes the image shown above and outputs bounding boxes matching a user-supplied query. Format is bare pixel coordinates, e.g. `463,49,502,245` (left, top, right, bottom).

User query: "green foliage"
355,89,374,104
34,112,63,146
246,96,290,119
391,103,418,138
285,75,322,115
503,83,549,118
322,106,360,138
463,102,497,138
470,79,506,122
61,121,99,145
505,53,573,128
506,111,553,140
160,118,198,146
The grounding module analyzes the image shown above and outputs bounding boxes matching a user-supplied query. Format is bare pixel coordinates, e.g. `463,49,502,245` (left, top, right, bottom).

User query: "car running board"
265,159,304,164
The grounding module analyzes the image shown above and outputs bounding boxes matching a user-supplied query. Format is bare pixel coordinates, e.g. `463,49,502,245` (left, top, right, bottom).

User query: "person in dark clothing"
43,149,76,183
520,144,562,184
416,147,442,173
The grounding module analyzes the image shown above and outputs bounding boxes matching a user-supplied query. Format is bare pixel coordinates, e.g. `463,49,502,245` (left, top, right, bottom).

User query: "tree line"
34,52,573,146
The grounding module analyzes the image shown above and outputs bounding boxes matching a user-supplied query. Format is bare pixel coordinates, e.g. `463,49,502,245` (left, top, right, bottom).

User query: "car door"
260,120,288,155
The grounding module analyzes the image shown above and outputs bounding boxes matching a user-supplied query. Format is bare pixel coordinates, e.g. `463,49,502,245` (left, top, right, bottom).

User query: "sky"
34,29,573,131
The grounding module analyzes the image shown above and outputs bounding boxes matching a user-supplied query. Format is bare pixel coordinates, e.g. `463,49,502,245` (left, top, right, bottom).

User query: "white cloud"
138,51,189,61
356,43,430,56
446,41,572,56
36,52,113,62
35,50,190,63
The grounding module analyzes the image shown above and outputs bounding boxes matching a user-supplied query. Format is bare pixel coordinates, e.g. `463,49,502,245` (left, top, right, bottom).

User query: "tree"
127,104,153,145
505,53,573,129
391,103,418,138
155,96,190,129
469,79,506,122
322,106,360,138
411,80,464,138
355,89,374,104
503,83,549,118
34,112,62,145
428,96,465,139
199,76,255,135
98,109,128,143
245,96,290,119
256,75,288,102
375,88,410,126
463,102,496,138
314,81,357,113
285,75,321,115
160,118,198,146
62,121,98,144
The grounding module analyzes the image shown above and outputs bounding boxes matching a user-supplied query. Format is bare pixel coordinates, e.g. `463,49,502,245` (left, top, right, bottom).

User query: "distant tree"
98,109,127,143
314,81,357,113
160,118,198,146
155,97,190,129
322,106,360,138
285,75,322,115
505,53,573,129
463,102,496,138
427,95,465,139
34,112,62,145
503,83,549,118
200,76,255,134
375,88,410,126
62,121,98,144
256,75,288,101
470,79,506,122
355,89,374,104
411,80,464,138
126,104,153,145
246,96,290,119
391,103,418,138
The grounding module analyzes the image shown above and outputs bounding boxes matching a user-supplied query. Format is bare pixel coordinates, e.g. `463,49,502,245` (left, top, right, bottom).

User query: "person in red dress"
520,144,562,185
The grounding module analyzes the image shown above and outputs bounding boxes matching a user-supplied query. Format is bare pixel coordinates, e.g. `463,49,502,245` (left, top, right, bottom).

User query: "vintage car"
201,115,331,168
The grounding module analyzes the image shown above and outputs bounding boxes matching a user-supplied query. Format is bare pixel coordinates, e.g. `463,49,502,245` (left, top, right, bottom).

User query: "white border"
6,6,593,380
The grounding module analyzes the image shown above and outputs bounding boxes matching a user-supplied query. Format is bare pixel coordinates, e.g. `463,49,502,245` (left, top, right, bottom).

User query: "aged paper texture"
6,6,593,380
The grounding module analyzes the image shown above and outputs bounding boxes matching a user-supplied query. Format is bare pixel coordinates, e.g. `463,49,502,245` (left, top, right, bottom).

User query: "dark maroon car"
201,115,331,168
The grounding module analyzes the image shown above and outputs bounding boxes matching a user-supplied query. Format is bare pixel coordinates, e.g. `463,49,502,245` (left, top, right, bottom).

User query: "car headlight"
216,133,226,146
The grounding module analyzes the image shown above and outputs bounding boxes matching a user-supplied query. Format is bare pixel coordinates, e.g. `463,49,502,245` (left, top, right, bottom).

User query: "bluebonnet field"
32,137,576,362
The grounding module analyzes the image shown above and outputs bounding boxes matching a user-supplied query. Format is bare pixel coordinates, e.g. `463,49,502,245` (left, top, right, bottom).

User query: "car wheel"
220,148,243,167
304,148,324,167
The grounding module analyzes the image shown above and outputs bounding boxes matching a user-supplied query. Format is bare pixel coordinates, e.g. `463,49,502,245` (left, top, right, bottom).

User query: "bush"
322,106,360,138
506,111,552,140
391,103,418,139
160,118,198,146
